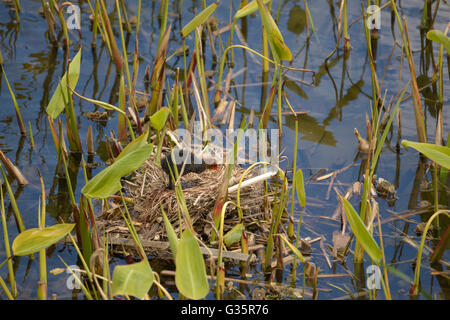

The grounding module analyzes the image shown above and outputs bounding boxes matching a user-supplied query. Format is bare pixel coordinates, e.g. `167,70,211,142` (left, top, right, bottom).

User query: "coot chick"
161,149,206,189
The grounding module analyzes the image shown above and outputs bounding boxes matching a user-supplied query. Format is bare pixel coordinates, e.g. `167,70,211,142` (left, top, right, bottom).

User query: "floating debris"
415,222,434,237
128,15,138,26
330,230,350,261
135,95,149,109
84,111,108,121
376,177,396,199
354,128,370,153
252,288,266,300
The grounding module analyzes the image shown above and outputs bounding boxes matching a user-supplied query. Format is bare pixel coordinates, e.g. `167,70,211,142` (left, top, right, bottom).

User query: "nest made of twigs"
98,156,271,249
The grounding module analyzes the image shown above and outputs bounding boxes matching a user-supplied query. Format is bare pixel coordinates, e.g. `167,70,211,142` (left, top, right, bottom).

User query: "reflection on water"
0,0,449,299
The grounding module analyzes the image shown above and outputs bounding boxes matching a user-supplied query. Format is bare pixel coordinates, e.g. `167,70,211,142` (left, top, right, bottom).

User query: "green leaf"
82,144,153,198
295,169,306,207
255,0,292,61
270,28,293,61
150,107,170,131
181,2,218,38
12,223,75,256
112,260,154,299
161,207,179,259
402,140,450,170
74,204,93,264
175,228,209,299
47,49,82,119
426,30,450,53
223,223,244,247
339,196,382,264
234,0,270,19
115,128,150,161
279,234,305,263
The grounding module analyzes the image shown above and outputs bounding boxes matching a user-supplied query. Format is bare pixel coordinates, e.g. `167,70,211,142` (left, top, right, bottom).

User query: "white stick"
228,170,277,193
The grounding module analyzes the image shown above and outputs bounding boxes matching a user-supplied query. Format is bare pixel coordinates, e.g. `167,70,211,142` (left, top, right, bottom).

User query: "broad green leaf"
295,169,306,207
223,223,244,247
182,2,218,37
112,260,154,299
115,128,150,161
47,49,82,119
161,207,179,259
12,223,75,256
175,228,209,299
270,28,293,61
234,0,270,19
256,0,292,61
150,107,170,131
279,234,305,263
339,196,382,264
402,140,450,170
426,30,450,53
82,144,153,198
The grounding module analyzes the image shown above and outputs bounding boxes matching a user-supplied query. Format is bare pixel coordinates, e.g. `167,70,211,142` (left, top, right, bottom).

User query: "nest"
97,156,271,257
